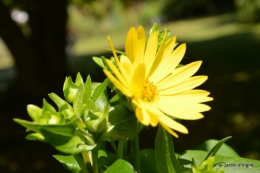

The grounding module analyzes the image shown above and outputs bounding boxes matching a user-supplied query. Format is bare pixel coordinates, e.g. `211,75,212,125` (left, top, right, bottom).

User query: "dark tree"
0,0,69,104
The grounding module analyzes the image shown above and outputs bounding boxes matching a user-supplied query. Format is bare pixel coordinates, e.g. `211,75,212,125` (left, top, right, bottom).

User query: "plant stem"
82,151,93,173
110,141,118,153
124,140,128,155
74,154,90,173
132,136,141,173
117,140,125,159
92,148,99,173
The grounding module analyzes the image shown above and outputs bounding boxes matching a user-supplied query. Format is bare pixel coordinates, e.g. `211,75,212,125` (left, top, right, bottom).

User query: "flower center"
141,79,158,102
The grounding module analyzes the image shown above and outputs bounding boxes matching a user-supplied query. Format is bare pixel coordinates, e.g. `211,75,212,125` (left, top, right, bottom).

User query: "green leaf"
102,105,140,140
214,156,260,173
140,149,158,173
104,159,135,173
25,133,45,141
204,136,232,161
75,73,84,86
14,118,94,154
98,149,110,172
49,93,74,113
180,150,260,173
194,138,239,158
92,78,109,102
73,84,84,116
155,125,181,173
14,118,76,137
42,132,95,154
82,75,92,102
93,56,106,69
42,99,57,114
53,155,81,173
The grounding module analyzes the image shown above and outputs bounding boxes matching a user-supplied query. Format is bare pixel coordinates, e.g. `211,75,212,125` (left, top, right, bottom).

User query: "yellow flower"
104,26,213,137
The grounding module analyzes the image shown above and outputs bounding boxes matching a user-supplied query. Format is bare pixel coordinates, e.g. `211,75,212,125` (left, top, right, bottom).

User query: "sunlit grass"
72,13,260,56
0,37,14,70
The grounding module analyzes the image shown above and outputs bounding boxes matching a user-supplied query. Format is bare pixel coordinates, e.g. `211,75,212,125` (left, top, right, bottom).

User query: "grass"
0,37,14,70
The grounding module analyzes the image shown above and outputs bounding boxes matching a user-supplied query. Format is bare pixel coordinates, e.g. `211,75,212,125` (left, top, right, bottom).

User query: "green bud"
63,73,84,103
48,113,63,125
27,104,42,122
76,116,86,130
158,29,171,48
86,118,106,133
26,133,45,142
149,23,159,35
63,77,79,103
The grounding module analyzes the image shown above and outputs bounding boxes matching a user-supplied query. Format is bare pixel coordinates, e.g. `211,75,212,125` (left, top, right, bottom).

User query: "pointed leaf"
53,155,81,173
92,78,109,102
14,118,76,137
204,136,232,161
155,125,181,173
194,138,239,158
73,84,84,116
140,149,158,173
75,73,84,86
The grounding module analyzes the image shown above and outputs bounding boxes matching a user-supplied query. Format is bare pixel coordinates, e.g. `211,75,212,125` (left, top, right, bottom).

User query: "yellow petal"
105,59,130,87
149,36,177,79
136,26,146,62
103,70,131,97
131,63,146,98
158,97,211,112
157,61,202,90
119,55,133,80
158,114,188,134
107,36,120,65
143,31,158,75
156,100,205,120
135,105,150,126
159,76,208,95
144,103,159,127
152,43,186,82
159,90,213,103
160,123,179,138
125,27,138,63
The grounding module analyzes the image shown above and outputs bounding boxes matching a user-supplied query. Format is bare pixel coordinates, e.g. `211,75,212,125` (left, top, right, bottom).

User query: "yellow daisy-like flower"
104,26,213,137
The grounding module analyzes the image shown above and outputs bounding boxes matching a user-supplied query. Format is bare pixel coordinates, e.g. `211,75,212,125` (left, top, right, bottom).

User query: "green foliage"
235,0,260,23
53,155,82,173
104,159,135,173
155,125,181,173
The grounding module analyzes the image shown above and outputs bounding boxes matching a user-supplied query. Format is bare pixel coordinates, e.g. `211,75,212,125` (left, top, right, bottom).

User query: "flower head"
104,26,213,137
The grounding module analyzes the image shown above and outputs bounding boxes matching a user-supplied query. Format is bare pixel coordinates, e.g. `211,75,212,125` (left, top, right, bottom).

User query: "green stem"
82,151,93,173
132,136,141,173
124,140,128,155
117,140,125,159
74,154,90,173
92,148,99,173
110,141,118,154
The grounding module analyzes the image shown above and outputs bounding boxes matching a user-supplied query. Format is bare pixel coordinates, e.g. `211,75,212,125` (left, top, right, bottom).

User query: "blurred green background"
0,0,260,172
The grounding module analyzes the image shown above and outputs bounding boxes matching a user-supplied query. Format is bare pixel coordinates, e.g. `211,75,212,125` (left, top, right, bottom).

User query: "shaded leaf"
53,155,81,173
104,159,135,173
140,149,158,173
155,125,181,173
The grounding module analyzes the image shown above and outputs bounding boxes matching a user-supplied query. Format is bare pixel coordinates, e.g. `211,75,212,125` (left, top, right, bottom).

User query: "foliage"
14,24,260,173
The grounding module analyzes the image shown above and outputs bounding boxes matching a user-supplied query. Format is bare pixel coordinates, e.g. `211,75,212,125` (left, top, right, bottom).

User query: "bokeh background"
1,0,260,172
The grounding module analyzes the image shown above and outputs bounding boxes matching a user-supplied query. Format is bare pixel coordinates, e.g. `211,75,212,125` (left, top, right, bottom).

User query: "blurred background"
0,0,260,172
